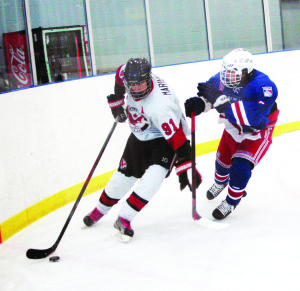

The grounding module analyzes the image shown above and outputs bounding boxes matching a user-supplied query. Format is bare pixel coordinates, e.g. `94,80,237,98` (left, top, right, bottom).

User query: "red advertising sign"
3,31,32,88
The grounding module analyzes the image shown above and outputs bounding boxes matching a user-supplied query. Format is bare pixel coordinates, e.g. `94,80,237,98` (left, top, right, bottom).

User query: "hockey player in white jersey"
84,58,202,241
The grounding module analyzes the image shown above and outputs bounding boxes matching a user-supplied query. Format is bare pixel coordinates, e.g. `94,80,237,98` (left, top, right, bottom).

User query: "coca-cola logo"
9,45,30,87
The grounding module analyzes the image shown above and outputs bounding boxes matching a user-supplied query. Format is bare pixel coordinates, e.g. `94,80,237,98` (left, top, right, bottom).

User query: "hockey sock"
97,190,120,215
226,158,253,206
215,160,230,185
127,191,149,212
118,165,167,221
118,191,149,221
97,171,137,215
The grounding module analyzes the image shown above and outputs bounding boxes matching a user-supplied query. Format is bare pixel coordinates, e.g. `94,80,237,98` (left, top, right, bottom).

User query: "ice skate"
112,216,134,243
212,200,236,220
207,182,228,200
212,190,247,220
83,208,103,227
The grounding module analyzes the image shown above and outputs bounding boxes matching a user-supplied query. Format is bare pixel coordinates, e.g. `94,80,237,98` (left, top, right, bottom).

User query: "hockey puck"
49,256,60,262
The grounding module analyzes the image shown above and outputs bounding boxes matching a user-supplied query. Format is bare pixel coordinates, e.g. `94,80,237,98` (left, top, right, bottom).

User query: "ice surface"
0,131,299,291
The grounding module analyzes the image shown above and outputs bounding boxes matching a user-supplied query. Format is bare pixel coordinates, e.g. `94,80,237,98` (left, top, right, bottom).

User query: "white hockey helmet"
220,48,254,88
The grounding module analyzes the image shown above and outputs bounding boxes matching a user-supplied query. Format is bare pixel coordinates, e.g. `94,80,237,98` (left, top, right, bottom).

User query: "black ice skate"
207,182,228,200
212,200,236,220
112,216,134,243
212,191,247,220
83,208,103,227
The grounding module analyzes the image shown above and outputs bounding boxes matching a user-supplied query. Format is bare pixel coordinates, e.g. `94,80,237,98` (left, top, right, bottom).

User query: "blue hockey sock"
215,160,230,185
227,158,253,206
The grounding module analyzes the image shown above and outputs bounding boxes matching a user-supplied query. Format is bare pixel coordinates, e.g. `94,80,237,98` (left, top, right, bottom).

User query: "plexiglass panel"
29,0,91,84
269,0,284,52
209,0,267,58
149,0,209,66
280,0,300,50
0,0,33,92
89,0,150,74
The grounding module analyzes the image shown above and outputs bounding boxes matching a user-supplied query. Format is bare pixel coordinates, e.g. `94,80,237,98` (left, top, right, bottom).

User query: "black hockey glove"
175,140,202,191
197,82,231,113
184,97,206,118
107,94,127,123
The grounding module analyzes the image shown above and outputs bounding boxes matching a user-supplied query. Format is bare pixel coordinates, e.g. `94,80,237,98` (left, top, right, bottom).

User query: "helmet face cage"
220,48,254,88
124,58,152,100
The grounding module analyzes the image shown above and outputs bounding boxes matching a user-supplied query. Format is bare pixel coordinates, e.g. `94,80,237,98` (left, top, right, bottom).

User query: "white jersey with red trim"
127,74,188,144
115,65,189,148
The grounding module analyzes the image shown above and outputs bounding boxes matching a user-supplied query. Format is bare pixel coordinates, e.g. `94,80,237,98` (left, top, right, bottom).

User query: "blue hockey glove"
197,82,231,113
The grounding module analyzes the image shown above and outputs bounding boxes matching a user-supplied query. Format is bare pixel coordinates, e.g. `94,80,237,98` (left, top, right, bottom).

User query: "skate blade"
111,230,132,243
195,217,229,229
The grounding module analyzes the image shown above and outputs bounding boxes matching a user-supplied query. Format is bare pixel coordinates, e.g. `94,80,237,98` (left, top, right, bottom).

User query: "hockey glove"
197,82,231,113
175,140,202,191
184,96,211,117
107,94,127,123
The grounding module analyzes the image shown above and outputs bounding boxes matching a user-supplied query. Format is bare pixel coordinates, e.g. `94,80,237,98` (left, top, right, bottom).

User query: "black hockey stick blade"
26,246,56,259
26,120,118,259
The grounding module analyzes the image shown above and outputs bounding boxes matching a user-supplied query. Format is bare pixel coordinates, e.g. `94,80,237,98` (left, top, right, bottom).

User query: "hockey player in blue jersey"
185,48,279,220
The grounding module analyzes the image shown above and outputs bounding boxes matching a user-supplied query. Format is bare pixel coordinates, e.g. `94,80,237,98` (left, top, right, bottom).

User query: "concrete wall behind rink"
0,50,299,242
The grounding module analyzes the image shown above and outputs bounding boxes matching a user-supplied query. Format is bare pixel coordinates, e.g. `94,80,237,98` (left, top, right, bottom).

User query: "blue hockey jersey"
207,69,278,142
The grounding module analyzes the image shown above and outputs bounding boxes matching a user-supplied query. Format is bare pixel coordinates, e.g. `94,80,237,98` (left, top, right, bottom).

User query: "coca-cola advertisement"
3,30,32,89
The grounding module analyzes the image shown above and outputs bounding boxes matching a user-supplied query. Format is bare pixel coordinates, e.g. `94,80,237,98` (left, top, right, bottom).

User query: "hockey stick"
191,112,228,229
26,120,118,259
191,111,201,221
